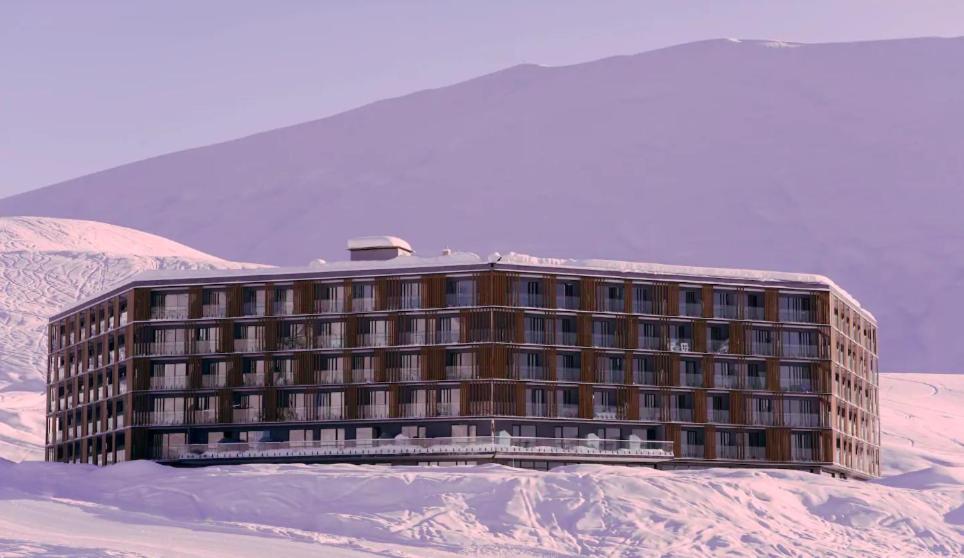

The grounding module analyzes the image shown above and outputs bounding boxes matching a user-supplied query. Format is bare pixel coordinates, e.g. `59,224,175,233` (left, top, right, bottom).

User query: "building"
45,237,880,478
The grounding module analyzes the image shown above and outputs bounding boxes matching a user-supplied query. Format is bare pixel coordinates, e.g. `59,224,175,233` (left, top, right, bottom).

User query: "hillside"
1,37,962,371
0,216,257,461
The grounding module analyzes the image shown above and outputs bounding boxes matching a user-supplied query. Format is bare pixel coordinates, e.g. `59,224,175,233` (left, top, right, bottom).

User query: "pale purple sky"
2,1,963,197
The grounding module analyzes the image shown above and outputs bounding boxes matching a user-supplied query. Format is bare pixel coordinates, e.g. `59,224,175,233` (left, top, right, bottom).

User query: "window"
314,283,344,312
679,288,702,317
633,284,655,314
445,278,476,307
713,289,738,319
780,363,814,392
746,291,765,320
780,294,813,323
556,281,580,309
351,283,374,311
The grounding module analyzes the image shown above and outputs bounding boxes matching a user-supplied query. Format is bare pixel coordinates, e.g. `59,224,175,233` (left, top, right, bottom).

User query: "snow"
347,235,413,252
0,216,257,461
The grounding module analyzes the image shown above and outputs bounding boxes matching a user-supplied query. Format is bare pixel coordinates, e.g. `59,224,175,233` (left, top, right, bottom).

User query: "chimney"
347,236,414,261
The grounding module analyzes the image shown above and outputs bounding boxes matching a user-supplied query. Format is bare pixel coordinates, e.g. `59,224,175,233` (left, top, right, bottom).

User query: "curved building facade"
45,242,880,478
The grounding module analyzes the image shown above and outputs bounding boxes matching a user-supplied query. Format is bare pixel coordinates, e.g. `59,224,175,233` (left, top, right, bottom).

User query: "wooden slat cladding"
226,285,242,317
579,277,597,311
702,285,714,318
665,284,680,317
766,428,791,461
704,425,717,459
422,275,446,308
188,287,202,319
293,280,312,314
764,289,779,322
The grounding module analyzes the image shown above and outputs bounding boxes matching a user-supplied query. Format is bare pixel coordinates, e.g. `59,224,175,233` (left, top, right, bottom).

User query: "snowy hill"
0,373,961,557
1,37,962,372
0,216,258,461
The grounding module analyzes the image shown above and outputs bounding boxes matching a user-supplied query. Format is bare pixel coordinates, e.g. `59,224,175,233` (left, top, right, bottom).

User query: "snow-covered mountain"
0,37,962,372
0,216,258,461
0,374,961,557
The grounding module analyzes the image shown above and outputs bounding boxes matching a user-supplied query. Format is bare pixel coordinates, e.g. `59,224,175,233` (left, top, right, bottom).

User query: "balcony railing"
707,409,731,423
192,340,218,354
356,333,389,347
524,330,546,344
746,307,765,321
138,342,185,356
399,403,427,418
150,307,188,320
791,446,817,461
359,404,389,419
556,404,579,418
140,411,183,426
233,408,262,423
780,310,814,323
234,339,264,352
314,335,344,349
241,303,265,316
524,403,548,417
747,445,767,460
714,372,741,389
241,373,264,387
149,376,188,390
593,405,619,420
557,368,581,382
315,406,344,420
680,303,703,317
513,367,547,381
399,332,427,345
598,299,624,313
445,294,476,307
201,374,226,389
639,407,660,421
709,339,730,354
783,344,820,358
192,409,218,424
633,371,657,385
596,370,624,384
435,402,459,417
158,436,676,462
638,336,661,350
352,298,375,312
314,299,345,313
277,337,308,351
434,330,460,344
556,332,578,346
681,373,704,388
389,368,421,382
784,412,823,427
713,305,739,319
668,408,694,422
277,407,308,421
592,334,618,348
634,301,655,314
271,372,295,387
445,365,476,380
201,304,226,318
314,370,346,384
746,375,767,390
681,444,704,458
749,412,776,426
350,370,375,383
717,444,741,460
556,296,580,310
273,301,295,316
518,294,544,308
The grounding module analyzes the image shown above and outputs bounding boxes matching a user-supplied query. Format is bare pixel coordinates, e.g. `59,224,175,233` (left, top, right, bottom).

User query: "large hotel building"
45,237,880,478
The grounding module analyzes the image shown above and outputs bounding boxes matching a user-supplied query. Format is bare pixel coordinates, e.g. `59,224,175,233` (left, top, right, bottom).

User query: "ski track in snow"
0,216,961,556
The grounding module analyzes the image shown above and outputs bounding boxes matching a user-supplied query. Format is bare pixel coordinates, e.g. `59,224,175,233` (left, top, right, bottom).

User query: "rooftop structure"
46,238,880,478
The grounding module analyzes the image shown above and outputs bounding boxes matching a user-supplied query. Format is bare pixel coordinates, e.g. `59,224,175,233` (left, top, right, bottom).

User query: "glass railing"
389,368,421,382
638,336,661,350
201,304,226,318
314,370,345,384
434,330,460,344
399,332,427,345
277,337,308,350
525,403,548,417
193,340,218,353
314,335,344,349
668,408,694,422
276,407,308,421
592,334,618,348
598,299,624,313
356,333,389,347
150,307,188,320
556,296,580,310
524,330,546,344
518,294,544,308
783,344,819,358
556,332,578,346
556,405,579,418
201,374,226,389
149,376,188,390
359,404,389,419
593,405,619,419
784,412,823,427
596,370,624,384
639,407,660,421
234,339,264,352
713,305,739,319
746,375,767,389
445,294,476,307
233,408,262,423
157,436,675,462
791,446,817,461
749,412,776,426
399,403,428,418
513,367,547,380
314,299,345,313
669,339,693,352
435,402,459,417
714,373,741,389
241,303,266,316
241,373,264,387
557,368,581,382
192,409,218,424
633,371,657,385
634,300,655,314
746,307,765,321
709,339,730,354
707,409,730,423
680,303,703,317
315,406,344,420
350,370,375,383
780,310,814,323
681,373,704,387
137,342,185,356
273,301,295,315
352,298,375,312
681,444,704,458
445,365,476,380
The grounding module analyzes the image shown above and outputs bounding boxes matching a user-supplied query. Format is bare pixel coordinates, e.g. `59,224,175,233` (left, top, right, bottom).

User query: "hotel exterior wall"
45,268,880,478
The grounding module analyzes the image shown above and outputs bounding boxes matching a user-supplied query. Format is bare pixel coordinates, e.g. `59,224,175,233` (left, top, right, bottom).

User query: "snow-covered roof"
347,235,413,253
61,250,875,321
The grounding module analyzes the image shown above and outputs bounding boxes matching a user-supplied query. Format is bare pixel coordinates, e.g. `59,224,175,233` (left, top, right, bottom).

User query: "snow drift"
0,216,258,461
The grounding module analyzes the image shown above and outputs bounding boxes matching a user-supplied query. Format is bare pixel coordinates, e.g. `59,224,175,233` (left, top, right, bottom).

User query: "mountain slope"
0,216,258,461
0,37,962,369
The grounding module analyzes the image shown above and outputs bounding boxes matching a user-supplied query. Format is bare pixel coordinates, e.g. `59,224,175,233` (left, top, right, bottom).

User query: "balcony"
201,304,226,318
277,337,308,351
746,445,767,460
193,340,218,354
525,403,548,417
634,371,657,385
713,305,739,319
157,436,676,463
399,403,428,418
315,370,346,384
356,333,389,347
445,365,476,380
598,299,624,313
359,404,389,419
557,368,581,382
241,373,264,387
273,301,295,316
714,373,741,389
389,368,421,382
434,330,460,344
634,300,655,314
782,380,815,393
748,342,776,357
556,332,578,346
745,307,765,321
524,330,546,344
749,412,776,426
707,409,731,423
201,374,226,389
596,370,624,384
149,376,188,390
233,408,262,423
556,404,579,418
557,296,580,310
150,307,188,320
791,446,817,461
435,402,459,417
314,335,344,349
271,372,295,386
518,294,544,308
681,373,704,388
241,303,265,316
593,405,619,420
592,334,618,348
780,310,814,323
709,339,730,354
314,299,345,313
668,408,694,422
445,294,476,307
513,366,547,381
785,412,823,427
277,407,308,421
783,344,820,358
680,303,703,317
638,336,661,350
746,375,767,390
192,409,218,424
717,444,741,459
669,340,693,353
144,411,183,426
139,342,185,356
316,406,345,420
639,406,660,421
399,332,427,345
351,298,375,312
681,444,704,458
350,370,375,383
234,339,263,353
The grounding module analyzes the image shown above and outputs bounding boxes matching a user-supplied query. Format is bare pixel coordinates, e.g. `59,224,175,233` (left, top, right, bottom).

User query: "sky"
2,1,963,198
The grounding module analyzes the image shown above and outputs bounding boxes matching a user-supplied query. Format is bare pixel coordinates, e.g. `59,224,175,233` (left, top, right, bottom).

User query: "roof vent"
347,236,413,261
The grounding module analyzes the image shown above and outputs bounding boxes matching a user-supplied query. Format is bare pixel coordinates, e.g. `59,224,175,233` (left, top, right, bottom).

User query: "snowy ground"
0,217,960,556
